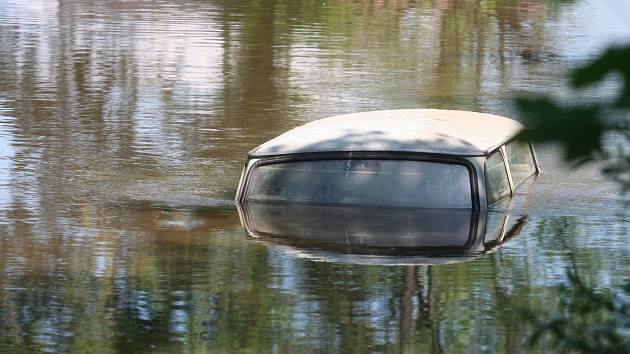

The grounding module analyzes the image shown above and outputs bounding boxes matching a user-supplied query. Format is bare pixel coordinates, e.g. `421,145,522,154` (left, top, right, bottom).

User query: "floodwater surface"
0,0,629,353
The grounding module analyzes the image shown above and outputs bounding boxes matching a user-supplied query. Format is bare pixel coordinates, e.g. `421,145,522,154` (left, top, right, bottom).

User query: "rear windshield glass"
244,159,472,208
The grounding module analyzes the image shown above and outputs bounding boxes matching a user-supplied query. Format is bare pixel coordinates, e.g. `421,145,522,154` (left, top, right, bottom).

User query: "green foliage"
521,270,630,354
516,44,630,353
515,97,603,161
572,46,630,108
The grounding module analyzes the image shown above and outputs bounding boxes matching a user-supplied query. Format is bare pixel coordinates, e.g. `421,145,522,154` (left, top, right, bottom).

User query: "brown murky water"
0,0,629,353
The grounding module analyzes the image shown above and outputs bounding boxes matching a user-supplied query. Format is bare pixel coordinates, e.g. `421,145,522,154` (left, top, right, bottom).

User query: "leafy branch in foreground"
516,45,630,191
515,45,630,352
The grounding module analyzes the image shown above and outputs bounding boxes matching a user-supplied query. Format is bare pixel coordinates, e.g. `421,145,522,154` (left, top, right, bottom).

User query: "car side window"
485,149,511,204
505,141,536,188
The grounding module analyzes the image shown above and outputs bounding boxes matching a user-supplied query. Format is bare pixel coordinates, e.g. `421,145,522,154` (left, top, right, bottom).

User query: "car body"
235,109,539,210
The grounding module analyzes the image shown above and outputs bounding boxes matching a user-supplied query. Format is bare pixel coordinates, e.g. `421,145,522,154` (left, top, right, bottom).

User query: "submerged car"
235,109,539,209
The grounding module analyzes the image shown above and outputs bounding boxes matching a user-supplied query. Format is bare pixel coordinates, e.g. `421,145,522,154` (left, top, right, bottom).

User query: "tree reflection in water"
0,0,628,352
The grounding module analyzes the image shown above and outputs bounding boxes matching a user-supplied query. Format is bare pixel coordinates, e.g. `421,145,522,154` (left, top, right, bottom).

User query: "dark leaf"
572,46,630,108
515,97,604,161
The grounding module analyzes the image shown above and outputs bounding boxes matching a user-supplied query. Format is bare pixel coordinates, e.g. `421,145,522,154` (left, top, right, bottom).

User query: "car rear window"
244,159,472,208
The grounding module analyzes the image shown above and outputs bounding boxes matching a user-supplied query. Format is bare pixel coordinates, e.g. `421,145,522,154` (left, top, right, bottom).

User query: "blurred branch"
572,46,630,108
515,97,604,162
516,42,630,353
522,269,630,354
515,44,630,189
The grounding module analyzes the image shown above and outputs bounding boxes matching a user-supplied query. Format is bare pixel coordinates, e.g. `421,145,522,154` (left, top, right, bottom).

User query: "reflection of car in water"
235,109,537,263
237,203,527,265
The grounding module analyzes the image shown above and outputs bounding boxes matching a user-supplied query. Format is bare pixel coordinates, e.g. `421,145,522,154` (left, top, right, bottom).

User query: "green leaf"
572,46,630,108
515,97,604,161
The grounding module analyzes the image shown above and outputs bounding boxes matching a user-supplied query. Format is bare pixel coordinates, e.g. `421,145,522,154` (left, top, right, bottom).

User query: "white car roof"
249,109,523,157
